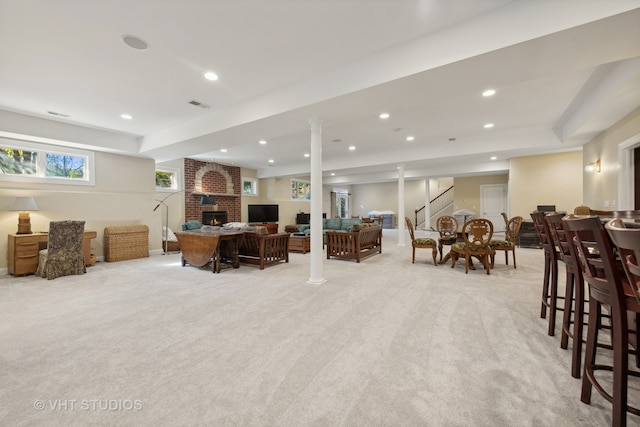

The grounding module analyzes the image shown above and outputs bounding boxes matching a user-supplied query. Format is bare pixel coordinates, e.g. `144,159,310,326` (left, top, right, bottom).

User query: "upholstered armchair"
36,220,86,280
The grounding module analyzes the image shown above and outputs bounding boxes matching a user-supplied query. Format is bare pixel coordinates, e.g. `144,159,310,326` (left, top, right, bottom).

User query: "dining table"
174,229,245,273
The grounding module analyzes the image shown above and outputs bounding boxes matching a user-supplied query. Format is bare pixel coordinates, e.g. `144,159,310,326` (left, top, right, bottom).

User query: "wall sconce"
9,197,39,234
199,195,216,206
585,159,601,173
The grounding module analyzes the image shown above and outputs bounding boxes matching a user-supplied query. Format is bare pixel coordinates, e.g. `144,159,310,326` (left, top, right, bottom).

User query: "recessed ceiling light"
490,156,497,160
220,148,227,153
268,159,274,163
348,146,356,151
484,123,494,129
122,35,148,50
304,153,310,158
406,136,415,142
482,89,496,97
204,71,218,81
121,114,132,120
379,113,390,119
259,140,267,145
331,172,335,176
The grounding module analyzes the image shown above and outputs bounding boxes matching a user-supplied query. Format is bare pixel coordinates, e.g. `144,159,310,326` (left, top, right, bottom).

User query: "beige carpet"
1,230,638,426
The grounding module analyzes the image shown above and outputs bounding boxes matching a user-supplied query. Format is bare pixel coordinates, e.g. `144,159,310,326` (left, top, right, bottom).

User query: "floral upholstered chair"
405,217,437,266
489,215,523,269
436,215,458,262
450,218,494,274
36,220,86,280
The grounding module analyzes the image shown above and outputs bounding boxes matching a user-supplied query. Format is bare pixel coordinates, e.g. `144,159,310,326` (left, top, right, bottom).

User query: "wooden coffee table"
289,234,310,253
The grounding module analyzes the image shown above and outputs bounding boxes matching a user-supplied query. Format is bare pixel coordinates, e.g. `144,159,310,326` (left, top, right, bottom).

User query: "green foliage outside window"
156,171,173,188
46,154,84,178
0,147,37,175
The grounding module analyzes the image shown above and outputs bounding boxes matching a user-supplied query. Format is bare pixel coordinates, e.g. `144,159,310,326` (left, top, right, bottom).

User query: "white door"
480,184,507,232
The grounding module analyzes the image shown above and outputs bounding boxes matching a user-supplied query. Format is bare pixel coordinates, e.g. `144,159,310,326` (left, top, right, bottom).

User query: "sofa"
292,217,364,240
325,223,382,262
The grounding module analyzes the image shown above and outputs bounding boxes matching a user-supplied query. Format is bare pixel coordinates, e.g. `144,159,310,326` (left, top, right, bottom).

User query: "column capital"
308,117,325,129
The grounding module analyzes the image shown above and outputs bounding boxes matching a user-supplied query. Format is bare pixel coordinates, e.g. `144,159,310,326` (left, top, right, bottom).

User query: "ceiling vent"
47,111,70,117
188,100,210,109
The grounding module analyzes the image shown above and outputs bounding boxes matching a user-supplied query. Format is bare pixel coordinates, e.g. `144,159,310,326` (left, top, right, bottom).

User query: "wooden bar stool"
565,215,640,427
531,211,562,336
546,212,587,378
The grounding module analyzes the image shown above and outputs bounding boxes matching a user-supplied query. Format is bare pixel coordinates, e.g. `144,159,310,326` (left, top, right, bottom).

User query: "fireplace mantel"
192,192,239,198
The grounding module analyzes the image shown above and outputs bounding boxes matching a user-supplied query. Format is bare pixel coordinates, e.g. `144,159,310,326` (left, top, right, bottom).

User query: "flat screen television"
248,204,279,223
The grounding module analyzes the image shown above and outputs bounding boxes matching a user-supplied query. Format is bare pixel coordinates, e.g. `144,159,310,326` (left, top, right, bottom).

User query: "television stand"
250,223,278,234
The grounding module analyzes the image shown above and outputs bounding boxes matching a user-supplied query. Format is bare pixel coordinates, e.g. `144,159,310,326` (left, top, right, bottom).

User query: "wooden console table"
8,231,97,276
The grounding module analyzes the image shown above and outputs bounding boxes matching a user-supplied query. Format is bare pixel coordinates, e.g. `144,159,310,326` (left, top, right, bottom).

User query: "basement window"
0,138,94,185
156,167,180,191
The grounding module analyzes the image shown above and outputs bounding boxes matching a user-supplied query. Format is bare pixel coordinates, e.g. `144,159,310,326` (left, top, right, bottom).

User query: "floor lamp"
153,192,181,254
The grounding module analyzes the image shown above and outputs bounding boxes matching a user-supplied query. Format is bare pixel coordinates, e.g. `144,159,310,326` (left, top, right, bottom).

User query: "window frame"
155,166,181,192
290,179,311,201
0,137,95,185
242,177,258,197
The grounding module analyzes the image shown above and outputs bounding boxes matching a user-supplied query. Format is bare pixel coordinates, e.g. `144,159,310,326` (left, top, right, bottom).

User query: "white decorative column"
424,178,431,230
397,164,406,247
308,117,326,285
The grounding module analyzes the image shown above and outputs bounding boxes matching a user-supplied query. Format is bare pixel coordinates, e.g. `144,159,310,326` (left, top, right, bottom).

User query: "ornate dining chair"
436,215,458,262
501,212,509,227
531,210,561,336
405,217,437,266
489,215,523,269
36,220,86,280
565,215,640,427
450,218,494,274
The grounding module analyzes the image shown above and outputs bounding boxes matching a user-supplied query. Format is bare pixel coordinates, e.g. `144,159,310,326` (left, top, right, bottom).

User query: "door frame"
480,183,508,232
618,133,640,210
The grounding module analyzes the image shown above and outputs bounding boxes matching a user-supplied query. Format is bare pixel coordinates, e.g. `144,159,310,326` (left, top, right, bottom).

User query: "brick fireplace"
184,158,241,224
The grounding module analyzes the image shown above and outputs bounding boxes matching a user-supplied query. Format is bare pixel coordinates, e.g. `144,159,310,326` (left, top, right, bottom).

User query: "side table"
289,234,310,253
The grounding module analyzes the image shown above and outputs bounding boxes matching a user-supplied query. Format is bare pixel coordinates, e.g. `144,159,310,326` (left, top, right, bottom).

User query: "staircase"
414,185,454,229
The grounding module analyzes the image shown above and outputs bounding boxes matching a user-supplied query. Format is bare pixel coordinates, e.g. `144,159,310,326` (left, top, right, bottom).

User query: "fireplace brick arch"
194,163,235,194
184,159,241,223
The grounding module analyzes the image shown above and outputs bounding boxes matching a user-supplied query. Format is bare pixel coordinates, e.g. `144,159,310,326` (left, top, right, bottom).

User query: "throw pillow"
184,220,202,230
348,224,362,232
255,226,268,236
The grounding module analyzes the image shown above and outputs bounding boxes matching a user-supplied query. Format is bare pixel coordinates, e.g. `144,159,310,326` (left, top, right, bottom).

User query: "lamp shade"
10,197,38,211
199,196,216,205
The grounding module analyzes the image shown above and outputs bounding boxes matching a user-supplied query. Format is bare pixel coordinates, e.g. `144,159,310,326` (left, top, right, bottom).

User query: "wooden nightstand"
7,231,97,276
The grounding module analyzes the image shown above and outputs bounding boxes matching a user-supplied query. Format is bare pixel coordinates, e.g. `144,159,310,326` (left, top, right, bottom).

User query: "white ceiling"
1,0,639,185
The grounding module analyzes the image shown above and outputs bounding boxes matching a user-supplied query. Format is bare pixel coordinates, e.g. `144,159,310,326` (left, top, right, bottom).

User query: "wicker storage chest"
104,225,149,262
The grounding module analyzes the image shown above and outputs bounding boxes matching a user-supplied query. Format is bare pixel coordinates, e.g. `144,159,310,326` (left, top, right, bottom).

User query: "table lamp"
10,197,39,234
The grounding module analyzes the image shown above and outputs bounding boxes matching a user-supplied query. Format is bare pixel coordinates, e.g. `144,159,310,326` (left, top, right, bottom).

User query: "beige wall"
509,151,583,218
452,174,508,215
1,152,159,270
582,107,640,210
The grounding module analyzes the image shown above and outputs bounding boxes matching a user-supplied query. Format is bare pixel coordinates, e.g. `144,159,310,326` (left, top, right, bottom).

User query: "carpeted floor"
1,229,638,426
